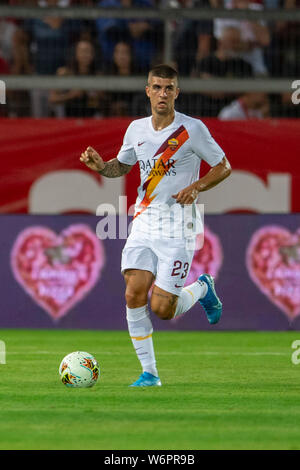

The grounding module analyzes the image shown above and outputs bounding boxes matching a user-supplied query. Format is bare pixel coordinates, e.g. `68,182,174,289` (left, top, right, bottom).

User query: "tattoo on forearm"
98,159,132,178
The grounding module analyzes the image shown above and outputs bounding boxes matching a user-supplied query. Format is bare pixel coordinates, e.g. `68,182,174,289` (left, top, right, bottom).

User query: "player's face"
146,75,179,116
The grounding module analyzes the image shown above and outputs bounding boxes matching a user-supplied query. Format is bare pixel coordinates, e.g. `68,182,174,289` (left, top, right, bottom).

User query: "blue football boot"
130,371,162,387
198,274,222,325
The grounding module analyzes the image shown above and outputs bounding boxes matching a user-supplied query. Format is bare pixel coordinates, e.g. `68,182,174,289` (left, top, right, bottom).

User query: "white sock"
173,280,208,318
126,304,158,377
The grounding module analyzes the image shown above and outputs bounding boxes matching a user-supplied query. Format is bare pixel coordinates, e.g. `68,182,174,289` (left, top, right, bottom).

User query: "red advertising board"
0,117,299,214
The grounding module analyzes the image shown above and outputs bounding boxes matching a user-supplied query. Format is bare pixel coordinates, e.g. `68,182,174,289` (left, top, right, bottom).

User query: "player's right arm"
80,146,133,177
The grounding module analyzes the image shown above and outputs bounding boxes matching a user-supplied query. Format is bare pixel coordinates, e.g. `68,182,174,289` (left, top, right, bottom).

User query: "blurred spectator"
0,18,32,73
186,26,253,116
193,26,253,77
214,0,270,76
265,0,300,77
96,0,162,73
49,39,106,117
105,41,139,116
24,9,83,75
0,19,18,65
21,0,86,116
38,0,99,42
171,0,220,76
105,40,138,75
0,19,32,116
218,92,269,119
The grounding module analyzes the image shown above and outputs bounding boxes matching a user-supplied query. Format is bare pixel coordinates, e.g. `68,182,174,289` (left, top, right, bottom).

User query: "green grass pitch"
0,329,299,450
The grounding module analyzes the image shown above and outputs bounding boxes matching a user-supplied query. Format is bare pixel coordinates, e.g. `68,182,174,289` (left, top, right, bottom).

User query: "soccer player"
80,64,231,387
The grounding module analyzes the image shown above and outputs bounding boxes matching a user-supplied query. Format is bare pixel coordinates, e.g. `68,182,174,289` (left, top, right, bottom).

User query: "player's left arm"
172,156,231,205
195,155,231,192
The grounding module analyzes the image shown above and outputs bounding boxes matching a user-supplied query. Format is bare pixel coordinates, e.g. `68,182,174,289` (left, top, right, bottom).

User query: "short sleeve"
116,122,138,166
189,119,225,167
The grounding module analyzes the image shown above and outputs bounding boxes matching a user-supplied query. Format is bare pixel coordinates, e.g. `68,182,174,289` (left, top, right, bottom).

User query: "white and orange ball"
59,351,100,388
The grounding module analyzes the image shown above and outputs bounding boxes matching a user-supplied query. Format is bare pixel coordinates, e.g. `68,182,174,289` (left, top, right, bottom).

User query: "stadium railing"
0,4,299,117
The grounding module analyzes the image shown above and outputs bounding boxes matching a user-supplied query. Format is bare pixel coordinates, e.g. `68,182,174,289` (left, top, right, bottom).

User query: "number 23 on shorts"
171,260,189,279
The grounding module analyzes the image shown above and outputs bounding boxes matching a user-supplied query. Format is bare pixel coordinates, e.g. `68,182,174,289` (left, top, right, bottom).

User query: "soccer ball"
59,351,100,388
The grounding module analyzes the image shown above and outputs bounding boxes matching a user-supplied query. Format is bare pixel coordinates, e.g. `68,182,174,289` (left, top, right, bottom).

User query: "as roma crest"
168,138,179,151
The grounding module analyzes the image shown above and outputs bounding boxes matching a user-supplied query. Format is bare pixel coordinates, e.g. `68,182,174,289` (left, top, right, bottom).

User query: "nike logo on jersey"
175,284,183,288
138,141,145,146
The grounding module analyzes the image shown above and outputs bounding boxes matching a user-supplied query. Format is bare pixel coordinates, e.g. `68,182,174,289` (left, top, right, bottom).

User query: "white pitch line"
5,351,289,356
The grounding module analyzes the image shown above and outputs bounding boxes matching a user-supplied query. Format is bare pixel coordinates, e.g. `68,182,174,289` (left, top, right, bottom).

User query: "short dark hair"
148,64,178,81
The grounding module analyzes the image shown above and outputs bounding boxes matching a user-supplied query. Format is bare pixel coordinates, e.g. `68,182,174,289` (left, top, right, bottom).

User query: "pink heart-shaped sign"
185,225,223,285
11,224,105,321
246,225,300,321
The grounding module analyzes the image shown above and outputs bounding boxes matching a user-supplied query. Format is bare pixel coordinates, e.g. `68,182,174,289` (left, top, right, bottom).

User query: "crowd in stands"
0,0,299,118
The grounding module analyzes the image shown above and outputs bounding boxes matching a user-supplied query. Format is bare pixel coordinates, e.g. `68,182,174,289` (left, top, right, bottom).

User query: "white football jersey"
117,111,225,239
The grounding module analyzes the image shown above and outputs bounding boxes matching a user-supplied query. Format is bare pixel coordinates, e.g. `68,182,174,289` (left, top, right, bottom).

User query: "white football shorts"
121,232,196,295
